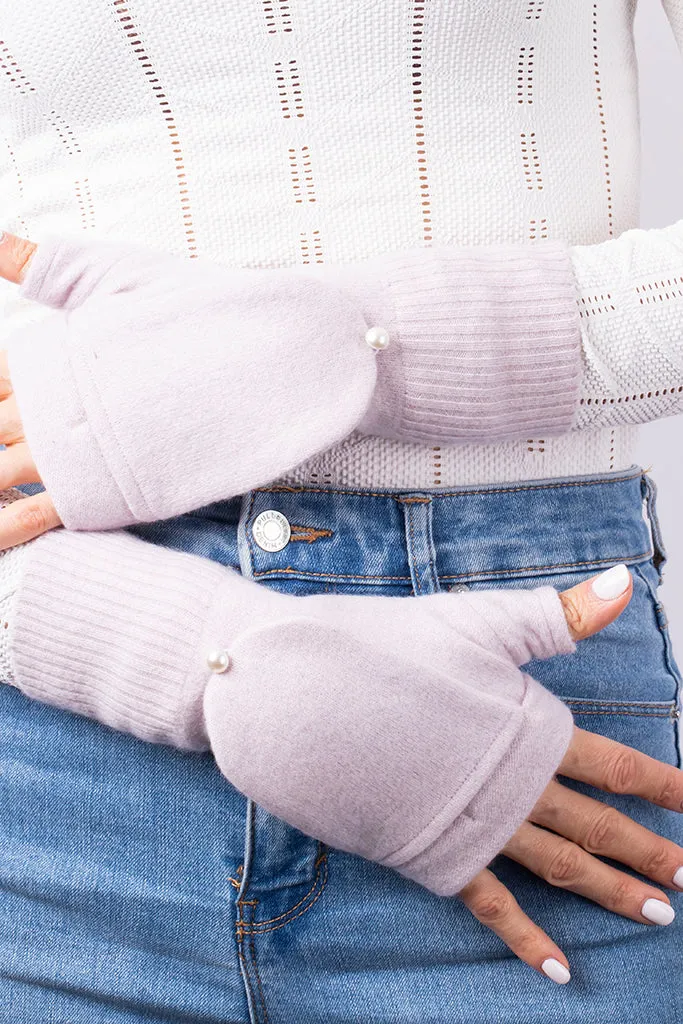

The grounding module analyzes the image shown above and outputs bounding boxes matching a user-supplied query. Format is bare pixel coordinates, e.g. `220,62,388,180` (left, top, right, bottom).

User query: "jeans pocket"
632,561,683,769
470,563,682,709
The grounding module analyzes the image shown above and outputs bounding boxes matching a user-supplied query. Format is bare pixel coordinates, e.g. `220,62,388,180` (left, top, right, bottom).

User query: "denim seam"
253,567,412,581
562,707,677,718
440,550,653,580
257,468,642,501
633,563,683,767
247,854,330,935
405,502,422,595
562,698,676,708
236,947,261,1024
235,856,329,945
236,898,269,1024
236,949,259,1024
641,474,668,584
234,797,259,1024
250,930,270,1024
248,550,653,584
424,499,439,592
246,844,329,929
245,490,257,574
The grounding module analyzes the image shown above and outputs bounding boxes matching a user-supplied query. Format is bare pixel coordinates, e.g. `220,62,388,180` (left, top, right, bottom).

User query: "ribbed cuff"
323,240,583,444
388,674,575,897
10,528,235,750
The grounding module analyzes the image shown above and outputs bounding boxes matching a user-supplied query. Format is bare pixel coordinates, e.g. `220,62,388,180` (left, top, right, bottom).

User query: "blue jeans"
0,464,681,1022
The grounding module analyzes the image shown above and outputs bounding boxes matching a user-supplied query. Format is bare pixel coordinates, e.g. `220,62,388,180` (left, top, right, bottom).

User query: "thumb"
558,562,633,642
0,230,38,287
0,229,179,311
454,562,632,667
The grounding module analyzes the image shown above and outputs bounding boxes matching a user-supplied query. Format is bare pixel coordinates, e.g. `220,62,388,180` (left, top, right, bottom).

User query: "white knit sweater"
0,0,683,487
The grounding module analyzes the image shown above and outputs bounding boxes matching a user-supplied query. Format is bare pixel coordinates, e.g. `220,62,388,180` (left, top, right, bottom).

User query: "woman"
0,1,682,1020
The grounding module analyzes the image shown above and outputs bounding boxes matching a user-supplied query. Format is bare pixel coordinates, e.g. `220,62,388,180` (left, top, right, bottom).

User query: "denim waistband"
236,463,660,592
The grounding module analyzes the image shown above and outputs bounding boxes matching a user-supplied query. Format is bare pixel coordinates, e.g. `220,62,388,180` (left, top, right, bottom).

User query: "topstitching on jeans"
254,467,642,502
440,549,654,581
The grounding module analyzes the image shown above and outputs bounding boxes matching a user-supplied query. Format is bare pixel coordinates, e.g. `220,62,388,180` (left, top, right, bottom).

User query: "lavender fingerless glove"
7,525,576,897
7,233,581,531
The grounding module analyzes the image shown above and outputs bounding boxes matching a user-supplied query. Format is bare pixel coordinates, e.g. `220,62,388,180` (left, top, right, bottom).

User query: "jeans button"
253,509,291,552
448,583,470,593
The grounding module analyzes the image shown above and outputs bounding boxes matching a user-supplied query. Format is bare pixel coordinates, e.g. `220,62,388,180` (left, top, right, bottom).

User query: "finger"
559,726,683,812
0,444,41,488
0,491,61,549
531,778,683,892
0,395,26,444
455,564,633,670
0,230,38,284
503,821,675,926
0,233,179,311
459,868,571,984
0,350,12,400
558,563,632,641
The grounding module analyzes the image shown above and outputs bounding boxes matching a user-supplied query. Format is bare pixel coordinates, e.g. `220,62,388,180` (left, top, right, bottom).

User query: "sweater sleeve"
570,219,683,431
11,218,683,537
565,0,683,432
5,232,581,530
6,524,576,897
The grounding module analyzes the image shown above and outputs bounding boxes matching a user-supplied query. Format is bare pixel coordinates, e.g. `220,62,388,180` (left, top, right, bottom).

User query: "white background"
634,1,683,650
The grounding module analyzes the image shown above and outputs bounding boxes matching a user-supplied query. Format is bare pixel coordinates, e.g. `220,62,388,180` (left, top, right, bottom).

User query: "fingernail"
541,958,571,984
673,866,683,889
641,898,675,925
591,563,630,601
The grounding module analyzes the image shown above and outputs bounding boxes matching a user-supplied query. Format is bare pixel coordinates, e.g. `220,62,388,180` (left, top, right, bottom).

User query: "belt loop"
641,471,668,583
398,496,440,595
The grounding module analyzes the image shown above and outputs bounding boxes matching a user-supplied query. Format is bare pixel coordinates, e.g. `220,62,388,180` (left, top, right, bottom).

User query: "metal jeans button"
252,509,291,552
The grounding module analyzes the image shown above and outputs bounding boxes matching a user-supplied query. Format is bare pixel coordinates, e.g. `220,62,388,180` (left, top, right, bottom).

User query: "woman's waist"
272,425,641,494
233,462,654,592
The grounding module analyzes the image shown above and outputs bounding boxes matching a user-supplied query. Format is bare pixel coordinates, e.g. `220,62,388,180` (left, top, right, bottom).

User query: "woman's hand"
0,232,61,547
459,567,683,985
2,233,680,987
0,347,61,547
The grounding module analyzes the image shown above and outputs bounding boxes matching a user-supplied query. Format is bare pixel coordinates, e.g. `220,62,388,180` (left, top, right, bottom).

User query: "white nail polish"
541,958,571,984
591,563,630,601
641,898,675,925
673,867,683,889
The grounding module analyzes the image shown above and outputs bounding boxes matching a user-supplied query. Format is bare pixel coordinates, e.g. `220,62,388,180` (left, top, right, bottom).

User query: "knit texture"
571,220,683,431
10,525,576,897
0,0,675,897
322,243,582,443
8,232,580,530
1,2,682,488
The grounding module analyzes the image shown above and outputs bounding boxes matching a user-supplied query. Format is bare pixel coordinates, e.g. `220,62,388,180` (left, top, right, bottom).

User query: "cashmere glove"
3,518,576,897
5,232,581,531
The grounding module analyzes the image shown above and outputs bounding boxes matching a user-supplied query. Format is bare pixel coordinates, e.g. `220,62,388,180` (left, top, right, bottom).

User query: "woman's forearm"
6,232,581,531
5,521,575,898
10,218,683,539
570,218,683,432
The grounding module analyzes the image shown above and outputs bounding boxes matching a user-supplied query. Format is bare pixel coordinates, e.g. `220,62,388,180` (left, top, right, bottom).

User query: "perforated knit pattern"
0,2,681,486
572,219,683,432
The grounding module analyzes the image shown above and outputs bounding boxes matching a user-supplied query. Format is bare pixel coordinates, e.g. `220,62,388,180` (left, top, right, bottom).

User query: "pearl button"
364,326,390,351
252,509,291,552
206,649,231,674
